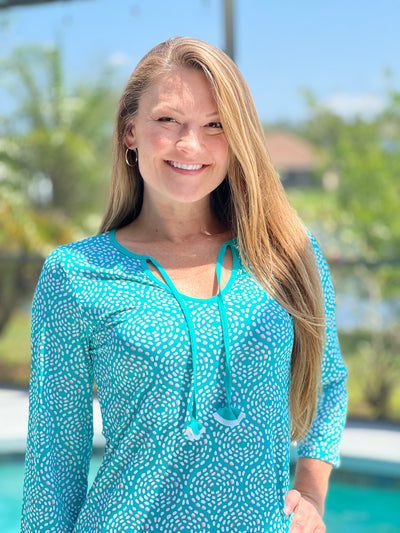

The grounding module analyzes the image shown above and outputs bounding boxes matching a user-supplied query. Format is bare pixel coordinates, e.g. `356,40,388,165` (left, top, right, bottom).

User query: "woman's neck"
130,195,229,244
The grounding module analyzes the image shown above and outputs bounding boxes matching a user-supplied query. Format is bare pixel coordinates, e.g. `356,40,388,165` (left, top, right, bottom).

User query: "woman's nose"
176,127,202,152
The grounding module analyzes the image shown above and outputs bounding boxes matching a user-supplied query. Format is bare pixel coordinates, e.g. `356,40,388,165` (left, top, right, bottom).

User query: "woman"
22,37,347,532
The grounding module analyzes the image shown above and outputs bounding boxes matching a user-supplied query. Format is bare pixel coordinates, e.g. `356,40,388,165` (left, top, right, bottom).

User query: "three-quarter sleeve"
21,249,94,532
296,236,348,467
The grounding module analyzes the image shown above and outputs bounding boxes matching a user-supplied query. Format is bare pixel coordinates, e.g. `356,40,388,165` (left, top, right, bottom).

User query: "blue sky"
0,0,399,123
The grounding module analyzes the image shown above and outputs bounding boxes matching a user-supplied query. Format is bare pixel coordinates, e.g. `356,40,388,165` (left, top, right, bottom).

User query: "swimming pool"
2,453,400,532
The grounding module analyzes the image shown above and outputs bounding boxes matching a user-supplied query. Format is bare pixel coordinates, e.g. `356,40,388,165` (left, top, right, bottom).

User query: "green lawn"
0,311,31,387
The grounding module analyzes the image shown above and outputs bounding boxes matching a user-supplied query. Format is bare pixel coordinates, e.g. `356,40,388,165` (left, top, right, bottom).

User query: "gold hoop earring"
125,148,138,167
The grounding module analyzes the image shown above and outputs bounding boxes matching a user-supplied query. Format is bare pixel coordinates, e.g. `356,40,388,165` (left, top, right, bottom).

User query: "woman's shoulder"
304,230,336,304
42,232,117,277
306,230,330,271
47,232,109,258
57,231,111,255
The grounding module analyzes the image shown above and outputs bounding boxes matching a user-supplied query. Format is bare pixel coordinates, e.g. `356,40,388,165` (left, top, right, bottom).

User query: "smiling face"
124,68,229,210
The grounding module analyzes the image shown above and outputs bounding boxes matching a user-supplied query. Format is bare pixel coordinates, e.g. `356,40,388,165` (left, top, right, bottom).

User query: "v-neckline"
108,229,239,302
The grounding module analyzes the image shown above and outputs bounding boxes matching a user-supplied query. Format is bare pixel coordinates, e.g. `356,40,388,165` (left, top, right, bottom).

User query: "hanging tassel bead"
213,406,245,427
183,417,206,441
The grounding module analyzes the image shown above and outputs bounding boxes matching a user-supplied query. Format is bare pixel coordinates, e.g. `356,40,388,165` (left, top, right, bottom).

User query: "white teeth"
169,161,203,170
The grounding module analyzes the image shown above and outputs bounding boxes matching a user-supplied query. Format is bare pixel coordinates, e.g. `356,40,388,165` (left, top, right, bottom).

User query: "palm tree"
0,43,117,335
0,44,117,218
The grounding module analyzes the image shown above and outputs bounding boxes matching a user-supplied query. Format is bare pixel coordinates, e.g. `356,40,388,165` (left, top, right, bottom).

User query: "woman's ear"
124,123,136,150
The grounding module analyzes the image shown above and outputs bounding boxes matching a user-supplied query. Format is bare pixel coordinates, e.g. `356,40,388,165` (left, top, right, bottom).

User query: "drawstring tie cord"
213,243,245,429
148,241,244,441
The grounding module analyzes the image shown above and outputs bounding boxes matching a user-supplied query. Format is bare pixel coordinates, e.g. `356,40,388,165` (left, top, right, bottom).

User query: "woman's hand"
285,457,332,532
284,489,326,532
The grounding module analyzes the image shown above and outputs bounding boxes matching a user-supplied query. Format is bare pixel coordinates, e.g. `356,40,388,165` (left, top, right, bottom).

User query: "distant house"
264,130,317,188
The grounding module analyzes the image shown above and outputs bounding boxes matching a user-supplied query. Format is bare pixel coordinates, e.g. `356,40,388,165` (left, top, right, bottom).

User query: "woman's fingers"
284,489,302,516
285,491,326,532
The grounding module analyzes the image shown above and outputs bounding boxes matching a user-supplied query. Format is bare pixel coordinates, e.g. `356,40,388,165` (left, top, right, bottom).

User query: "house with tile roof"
265,129,318,188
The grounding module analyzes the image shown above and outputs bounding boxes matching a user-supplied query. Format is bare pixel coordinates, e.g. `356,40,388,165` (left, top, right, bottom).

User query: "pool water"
2,454,400,532
324,479,400,533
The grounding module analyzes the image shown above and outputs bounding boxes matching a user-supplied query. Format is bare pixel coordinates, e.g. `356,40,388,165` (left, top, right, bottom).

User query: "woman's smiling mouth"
167,160,206,171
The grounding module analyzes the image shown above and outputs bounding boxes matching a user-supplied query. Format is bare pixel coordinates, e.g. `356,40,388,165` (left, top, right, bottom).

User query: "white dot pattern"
21,232,347,532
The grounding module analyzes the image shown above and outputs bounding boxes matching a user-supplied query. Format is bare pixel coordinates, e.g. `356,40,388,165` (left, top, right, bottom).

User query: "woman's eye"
157,117,176,123
207,121,223,129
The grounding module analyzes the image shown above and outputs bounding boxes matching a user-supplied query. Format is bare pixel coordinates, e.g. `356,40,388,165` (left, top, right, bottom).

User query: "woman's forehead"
138,68,218,113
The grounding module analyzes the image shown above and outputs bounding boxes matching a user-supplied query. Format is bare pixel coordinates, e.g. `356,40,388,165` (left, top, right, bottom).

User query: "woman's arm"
284,236,348,531
21,249,94,532
296,235,348,467
285,457,332,532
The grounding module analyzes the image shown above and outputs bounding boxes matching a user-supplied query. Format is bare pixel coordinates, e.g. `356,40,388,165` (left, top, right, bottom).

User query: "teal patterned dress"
21,231,347,532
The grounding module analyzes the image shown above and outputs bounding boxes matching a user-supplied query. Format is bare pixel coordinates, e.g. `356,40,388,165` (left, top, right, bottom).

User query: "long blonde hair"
100,37,325,441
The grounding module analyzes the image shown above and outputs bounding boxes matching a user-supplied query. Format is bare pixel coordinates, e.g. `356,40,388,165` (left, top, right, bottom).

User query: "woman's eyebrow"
153,105,219,118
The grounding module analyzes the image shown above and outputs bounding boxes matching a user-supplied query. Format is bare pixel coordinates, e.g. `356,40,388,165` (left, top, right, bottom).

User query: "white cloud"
107,52,130,68
324,92,386,119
